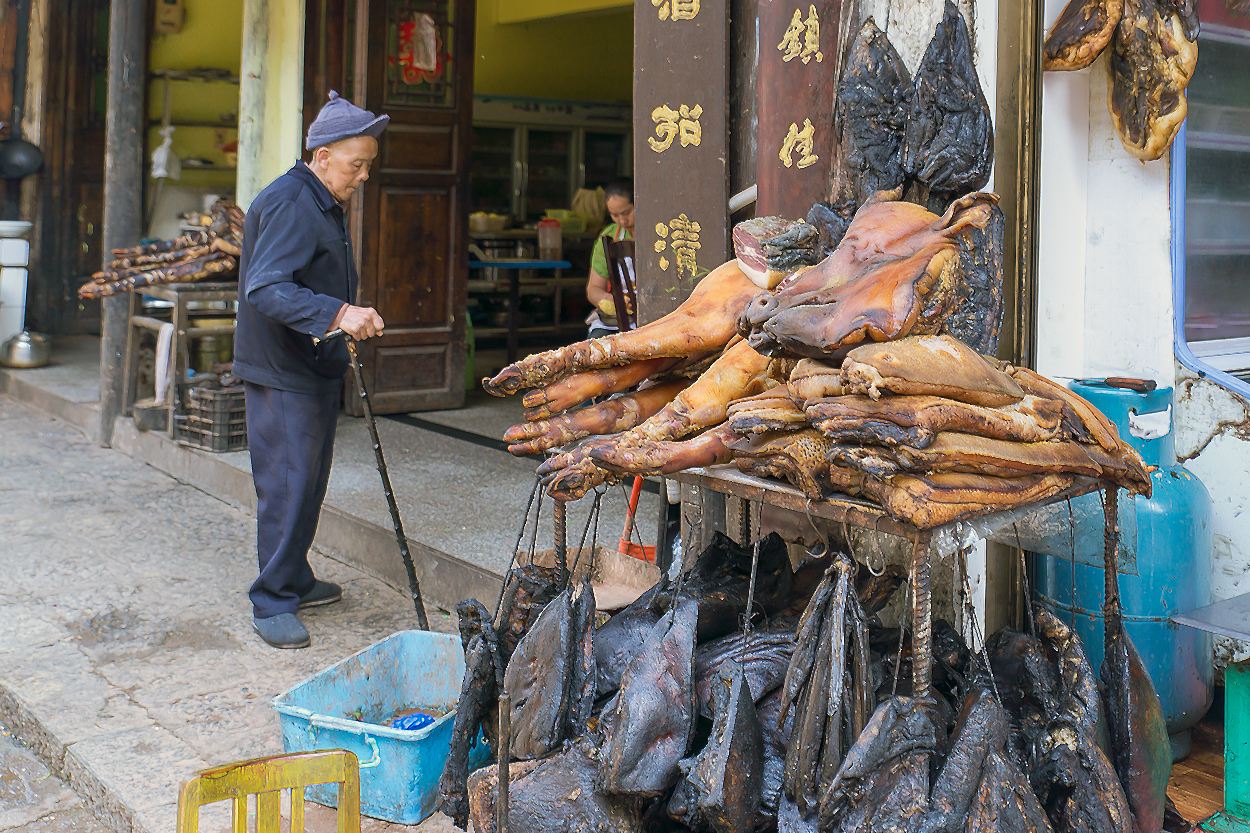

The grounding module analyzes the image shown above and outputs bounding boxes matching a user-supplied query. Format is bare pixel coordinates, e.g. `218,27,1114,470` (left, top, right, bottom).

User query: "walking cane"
323,328,430,630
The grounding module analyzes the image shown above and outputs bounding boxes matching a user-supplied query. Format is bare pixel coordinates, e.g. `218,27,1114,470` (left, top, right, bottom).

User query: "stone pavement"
0,394,462,833
0,724,110,832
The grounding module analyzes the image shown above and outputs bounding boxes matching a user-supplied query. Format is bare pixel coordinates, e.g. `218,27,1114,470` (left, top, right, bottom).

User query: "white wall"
1036,0,1250,666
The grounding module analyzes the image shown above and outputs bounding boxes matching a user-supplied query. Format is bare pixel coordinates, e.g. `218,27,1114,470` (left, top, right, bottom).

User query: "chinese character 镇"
647,103,703,153
779,118,819,169
652,0,701,20
654,215,701,277
778,5,823,64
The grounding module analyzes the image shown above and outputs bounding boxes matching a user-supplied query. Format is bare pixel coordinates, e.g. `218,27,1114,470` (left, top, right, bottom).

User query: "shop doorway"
306,0,476,415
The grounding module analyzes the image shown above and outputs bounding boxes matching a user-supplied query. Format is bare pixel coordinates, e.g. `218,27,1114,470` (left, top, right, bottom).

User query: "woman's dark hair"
604,177,634,202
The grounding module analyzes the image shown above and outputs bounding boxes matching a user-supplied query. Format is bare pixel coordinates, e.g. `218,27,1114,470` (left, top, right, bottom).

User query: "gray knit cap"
304,90,390,151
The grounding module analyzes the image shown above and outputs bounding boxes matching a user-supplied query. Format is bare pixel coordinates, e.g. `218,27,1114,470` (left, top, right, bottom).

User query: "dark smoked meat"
1043,0,1125,71
902,1,994,200
1108,0,1198,161
945,199,1006,354
806,200,858,259
836,18,912,203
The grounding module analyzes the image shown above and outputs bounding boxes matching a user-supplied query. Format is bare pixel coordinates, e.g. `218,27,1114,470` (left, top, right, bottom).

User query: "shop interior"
132,0,634,392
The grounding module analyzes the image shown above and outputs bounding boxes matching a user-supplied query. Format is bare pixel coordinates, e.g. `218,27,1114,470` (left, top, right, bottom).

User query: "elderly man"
233,91,388,649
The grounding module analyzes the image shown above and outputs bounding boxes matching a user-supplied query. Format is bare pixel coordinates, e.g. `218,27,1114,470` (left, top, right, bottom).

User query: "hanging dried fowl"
78,200,244,299
902,1,995,202
836,18,913,203
483,259,759,397
503,380,688,457
739,192,999,361
1108,0,1199,161
1044,0,1126,70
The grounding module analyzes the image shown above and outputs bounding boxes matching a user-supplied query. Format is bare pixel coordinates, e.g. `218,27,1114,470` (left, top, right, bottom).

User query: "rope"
494,476,542,618
740,538,763,661
957,545,1001,705
1013,523,1035,636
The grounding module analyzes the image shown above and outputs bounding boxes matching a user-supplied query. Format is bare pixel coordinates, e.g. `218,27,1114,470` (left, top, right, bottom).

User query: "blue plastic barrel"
1032,380,1213,760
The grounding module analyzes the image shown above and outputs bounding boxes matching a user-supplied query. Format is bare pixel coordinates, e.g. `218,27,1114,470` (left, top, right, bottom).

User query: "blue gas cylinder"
1032,379,1213,760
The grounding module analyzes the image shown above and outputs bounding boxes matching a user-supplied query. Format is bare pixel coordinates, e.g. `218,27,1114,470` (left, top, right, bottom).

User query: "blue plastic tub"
272,630,490,825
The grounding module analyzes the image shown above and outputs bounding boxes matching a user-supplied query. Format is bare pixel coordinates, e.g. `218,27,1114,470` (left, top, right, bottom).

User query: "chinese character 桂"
778,5,823,64
647,103,703,153
652,0,701,20
654,214,702,277
779,118,819,169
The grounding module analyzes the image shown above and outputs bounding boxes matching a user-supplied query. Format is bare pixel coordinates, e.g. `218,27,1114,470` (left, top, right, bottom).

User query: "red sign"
1199,0,1250,30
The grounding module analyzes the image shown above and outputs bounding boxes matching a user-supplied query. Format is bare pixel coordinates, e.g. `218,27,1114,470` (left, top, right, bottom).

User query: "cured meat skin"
503,380,687,456
732,429,840,500
693,620,797,717
740,194,999,361
946,200,1007,355
1044,0,1125,70
837,18,912,202
860,471,1079,529
806,393,1069,449
520,357,679,421
726,385,808,435
787,359,845,407
1108,0,1198,161
842,335,1025,408
903,1,995,200
484,259,758,396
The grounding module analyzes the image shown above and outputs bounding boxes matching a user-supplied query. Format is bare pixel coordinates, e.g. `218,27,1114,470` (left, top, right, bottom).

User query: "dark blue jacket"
233,162,356,394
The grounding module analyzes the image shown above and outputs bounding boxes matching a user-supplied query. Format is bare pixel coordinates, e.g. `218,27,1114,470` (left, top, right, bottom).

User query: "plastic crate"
273,631,490,825
175,384,247,452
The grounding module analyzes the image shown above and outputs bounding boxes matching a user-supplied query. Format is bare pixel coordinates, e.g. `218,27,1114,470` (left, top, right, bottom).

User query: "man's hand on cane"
333,304,385,340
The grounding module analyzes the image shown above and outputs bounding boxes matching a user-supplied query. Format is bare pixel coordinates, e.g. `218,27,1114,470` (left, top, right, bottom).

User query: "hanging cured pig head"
737,190,1000,362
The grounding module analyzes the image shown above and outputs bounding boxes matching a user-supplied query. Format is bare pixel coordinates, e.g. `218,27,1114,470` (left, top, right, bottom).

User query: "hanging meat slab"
693,620,798,717
1108,0,1199,161
902,0,994,200
836,17,913,203
841,334,1025,407
1044,0,1126,70
739,193,999,361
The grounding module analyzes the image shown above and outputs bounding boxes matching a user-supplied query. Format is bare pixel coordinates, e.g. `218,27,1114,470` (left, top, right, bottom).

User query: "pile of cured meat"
1043,0,1199,160
78,200,243,299
485,186,1149,528
437,526,1178,833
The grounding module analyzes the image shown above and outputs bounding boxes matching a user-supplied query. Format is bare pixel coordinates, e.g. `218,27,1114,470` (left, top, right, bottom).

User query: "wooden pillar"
98,0,146,446
237,0,270,209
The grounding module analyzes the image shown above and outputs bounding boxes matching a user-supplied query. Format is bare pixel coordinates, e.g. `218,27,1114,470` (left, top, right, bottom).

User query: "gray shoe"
299,580,343,609
253,613,310,649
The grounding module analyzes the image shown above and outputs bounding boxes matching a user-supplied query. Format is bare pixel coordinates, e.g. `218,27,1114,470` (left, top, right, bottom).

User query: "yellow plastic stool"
176,749,361,833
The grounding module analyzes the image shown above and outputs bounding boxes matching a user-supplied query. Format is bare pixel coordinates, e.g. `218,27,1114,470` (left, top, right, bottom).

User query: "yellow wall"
475,0,633,102
497,0,631,24
147,0,245,190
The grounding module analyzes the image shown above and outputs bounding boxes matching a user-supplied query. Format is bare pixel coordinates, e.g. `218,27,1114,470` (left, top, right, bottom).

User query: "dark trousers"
244,381,340,618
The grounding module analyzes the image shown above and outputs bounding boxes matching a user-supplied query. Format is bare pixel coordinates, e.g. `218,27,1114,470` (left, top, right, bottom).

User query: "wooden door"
347,0,475,414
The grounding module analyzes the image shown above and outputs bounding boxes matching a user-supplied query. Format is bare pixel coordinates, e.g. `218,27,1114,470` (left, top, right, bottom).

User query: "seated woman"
585,177,635,338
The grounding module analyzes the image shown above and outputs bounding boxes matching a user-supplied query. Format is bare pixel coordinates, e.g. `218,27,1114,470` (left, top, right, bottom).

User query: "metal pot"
1,330,50,368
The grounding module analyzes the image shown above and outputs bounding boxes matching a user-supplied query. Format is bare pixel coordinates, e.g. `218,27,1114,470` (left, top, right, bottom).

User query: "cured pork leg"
842,335,1025,407
859,471,1079,529
1108,0,1198,161
586,423,736,480
837,18,912,203
503,380,688,456
806,393,1069,449
1044,0,1125,70
740,193,998,360
484,260,758,396
520,357,679,421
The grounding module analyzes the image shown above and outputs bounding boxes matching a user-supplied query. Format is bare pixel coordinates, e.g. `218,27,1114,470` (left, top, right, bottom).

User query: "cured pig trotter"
836,18,913,203
484,259,759,396
805,392,1070,449
503,380,687,456
520,356,680,421
1108,0,1198,161
841,335,1025,408
902,1,995,202
1044,0,1125,70
739,193,999,361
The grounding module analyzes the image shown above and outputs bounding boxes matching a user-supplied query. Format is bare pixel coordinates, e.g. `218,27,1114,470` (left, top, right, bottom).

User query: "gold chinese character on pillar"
777,5,823,64
652,0,701,20
779,118,819,169
654,214,702,277
647,103,704,153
